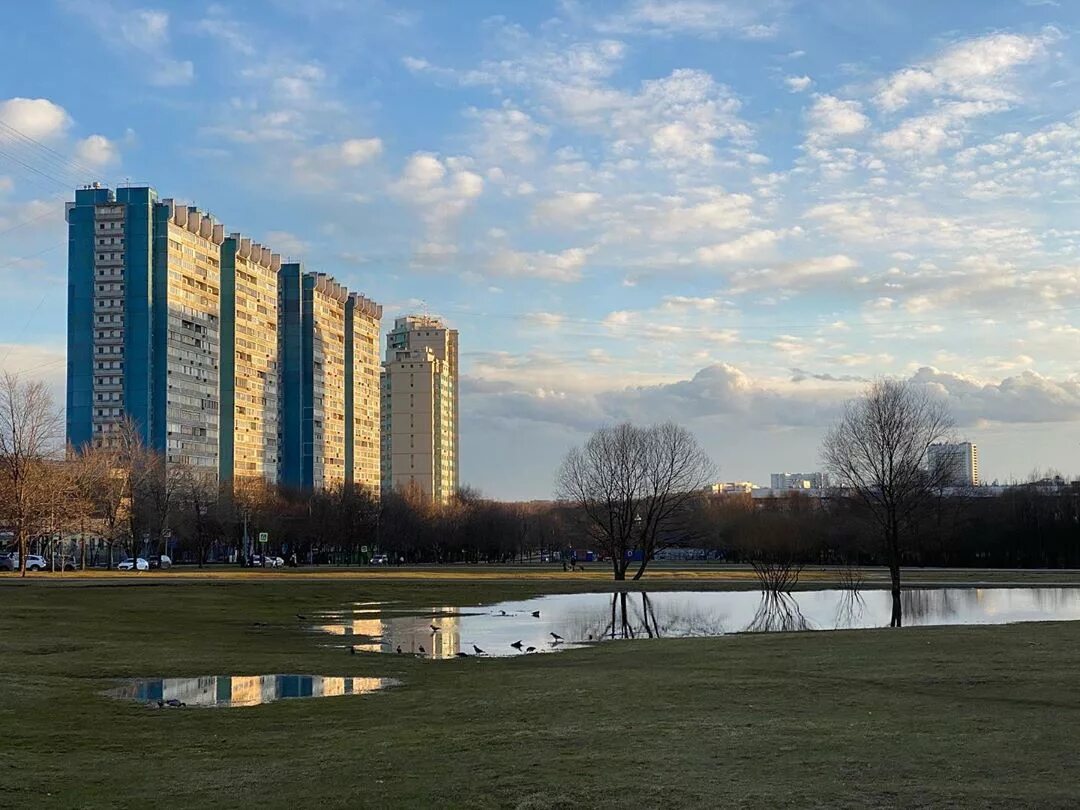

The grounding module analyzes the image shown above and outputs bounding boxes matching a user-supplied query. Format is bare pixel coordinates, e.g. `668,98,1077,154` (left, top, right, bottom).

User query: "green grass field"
2,571,1079,808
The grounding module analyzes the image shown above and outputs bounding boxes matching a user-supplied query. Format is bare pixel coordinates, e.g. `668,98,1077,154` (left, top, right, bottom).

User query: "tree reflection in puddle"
308,587,1080,659
744,591,813,633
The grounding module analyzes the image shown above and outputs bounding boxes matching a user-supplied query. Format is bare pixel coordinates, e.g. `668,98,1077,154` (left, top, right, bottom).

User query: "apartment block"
380,315,459,503
346,293,383,491
280,266,382,491
928,442,979,487
67,186,224,476
220,234,281,483
770,472,829,490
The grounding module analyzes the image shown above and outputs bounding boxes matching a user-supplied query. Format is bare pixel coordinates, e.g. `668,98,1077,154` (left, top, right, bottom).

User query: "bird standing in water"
418,645,426,655
531,611,540,618
456,651,469,657
526,646,536,653
349,645,356,655
550,632,563,642
396,645,402,654
473,644,485,655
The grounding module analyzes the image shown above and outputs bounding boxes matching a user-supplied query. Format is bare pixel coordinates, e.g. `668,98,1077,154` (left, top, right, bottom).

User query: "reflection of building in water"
313,614,387,652
387,609,460,658
123,675,389,706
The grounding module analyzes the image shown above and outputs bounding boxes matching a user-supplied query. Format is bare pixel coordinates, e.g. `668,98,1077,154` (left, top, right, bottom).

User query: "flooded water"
313,587,1080,659
112,674,397,708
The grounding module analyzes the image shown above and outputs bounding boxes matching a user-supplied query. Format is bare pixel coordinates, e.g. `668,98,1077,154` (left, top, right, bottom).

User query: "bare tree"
822,379,954,627
0,372,62,576
173,464,222,567
556,422,714,580
115,419,175,561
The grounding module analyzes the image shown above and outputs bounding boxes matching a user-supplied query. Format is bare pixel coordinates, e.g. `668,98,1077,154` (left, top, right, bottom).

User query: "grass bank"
1,576,1078,808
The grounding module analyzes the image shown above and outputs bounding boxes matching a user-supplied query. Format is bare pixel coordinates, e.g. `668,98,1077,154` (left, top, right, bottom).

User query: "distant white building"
705,481,757,494
770,472,829,490
928,442,979,487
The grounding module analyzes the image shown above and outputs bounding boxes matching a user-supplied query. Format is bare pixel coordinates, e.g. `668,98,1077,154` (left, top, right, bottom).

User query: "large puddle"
112,674,397,708
314,587,1080,659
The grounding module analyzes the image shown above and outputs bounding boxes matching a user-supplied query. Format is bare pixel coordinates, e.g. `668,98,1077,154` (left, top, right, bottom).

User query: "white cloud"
532,192,602,226
784,75,812,93
806,94,869,139
0,97,70,140
468,106,550,164
74,134,119,168
695,229,782,263
63,1,194,86
487,246,593,282
874,29,1058,112
598,0,785,40
291,137,383,185
390,152,484,232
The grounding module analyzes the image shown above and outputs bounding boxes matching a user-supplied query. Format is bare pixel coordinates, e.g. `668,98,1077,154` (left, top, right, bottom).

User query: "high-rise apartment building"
346,293,382,491
67,185,225,475
67,185,381,492
220,234,280,483
380,315,459,503
928,442,979,487
279,266,382,491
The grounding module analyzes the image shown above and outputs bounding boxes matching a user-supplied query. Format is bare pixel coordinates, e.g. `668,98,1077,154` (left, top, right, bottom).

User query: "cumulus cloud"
784,75,813,93
806,94,870,139
487,246,594,282
874,29,1058,112
469,362,1080,435
695,229,782,263
74,134,119,168
598,0,785,40
532,191,602,226
0,97,70,140
390,152,484,233
291,137,383,185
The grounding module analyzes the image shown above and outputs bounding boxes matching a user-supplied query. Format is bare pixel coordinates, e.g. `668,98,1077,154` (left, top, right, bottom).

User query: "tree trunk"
889,548,902,627
631,553,650,580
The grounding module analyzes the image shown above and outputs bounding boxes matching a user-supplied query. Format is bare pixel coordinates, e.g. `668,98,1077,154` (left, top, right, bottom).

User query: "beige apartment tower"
380,315,459,503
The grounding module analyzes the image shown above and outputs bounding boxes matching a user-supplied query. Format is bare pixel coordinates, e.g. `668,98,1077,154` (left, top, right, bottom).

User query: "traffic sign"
258,532,268,544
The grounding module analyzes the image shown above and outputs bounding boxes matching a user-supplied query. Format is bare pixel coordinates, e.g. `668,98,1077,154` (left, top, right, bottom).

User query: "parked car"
117,557,150,571
251,554,284,568
0,553,47,572
148,555,172,570
369,554,389,565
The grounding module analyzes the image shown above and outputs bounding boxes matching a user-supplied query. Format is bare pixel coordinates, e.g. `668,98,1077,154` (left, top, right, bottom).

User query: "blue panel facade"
218,238,238,482
65,187,112,451
115,186,157,450
278,263,306,489
344,299,355,483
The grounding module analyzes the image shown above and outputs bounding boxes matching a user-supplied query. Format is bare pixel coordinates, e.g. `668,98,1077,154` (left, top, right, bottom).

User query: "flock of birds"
324,608,570,659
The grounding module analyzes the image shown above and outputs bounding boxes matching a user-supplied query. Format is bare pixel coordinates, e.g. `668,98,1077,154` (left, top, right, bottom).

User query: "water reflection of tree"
572,592,728,641
744,591,813,633
833,589,866,629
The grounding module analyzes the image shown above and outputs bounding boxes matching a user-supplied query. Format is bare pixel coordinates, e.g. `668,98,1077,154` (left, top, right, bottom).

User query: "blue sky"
3,0,1080,498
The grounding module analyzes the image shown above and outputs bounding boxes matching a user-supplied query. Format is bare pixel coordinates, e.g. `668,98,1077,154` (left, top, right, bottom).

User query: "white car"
1,553,47,572
251,554,284,568
117,557,150,571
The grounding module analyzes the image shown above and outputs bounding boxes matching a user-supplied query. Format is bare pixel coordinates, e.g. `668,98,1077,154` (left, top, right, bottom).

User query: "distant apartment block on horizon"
770,472,829,490
928,442,979,487
66,183,382,491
